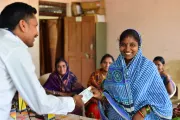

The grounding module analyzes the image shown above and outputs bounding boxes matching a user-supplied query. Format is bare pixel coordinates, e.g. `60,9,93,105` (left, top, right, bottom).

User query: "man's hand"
73,95,84,107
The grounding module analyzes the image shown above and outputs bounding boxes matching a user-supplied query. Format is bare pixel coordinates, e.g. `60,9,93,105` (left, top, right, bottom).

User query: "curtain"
40,18,64,75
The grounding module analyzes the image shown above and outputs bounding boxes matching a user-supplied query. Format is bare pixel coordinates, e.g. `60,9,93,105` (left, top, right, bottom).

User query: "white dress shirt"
0,29,75,120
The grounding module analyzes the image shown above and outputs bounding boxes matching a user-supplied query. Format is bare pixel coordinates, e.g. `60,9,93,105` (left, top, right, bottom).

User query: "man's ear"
19,20,27,32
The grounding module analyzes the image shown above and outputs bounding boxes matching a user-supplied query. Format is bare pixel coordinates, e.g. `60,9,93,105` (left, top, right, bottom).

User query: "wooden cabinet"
65,16,107,87
64,16,96,87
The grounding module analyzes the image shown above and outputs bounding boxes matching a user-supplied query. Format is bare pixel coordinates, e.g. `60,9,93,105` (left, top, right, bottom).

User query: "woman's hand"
90,86,103,100
174,108,180,117
133,107,147,120
132,111,144,120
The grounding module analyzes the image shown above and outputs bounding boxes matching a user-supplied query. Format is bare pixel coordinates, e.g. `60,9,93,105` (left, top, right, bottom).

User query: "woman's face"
101,57,113,72
153,60,164,73
56,61,67,76
119,36,139,61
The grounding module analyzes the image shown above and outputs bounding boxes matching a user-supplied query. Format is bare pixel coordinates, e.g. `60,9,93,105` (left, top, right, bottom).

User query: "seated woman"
92,29,172,119
43,57,84,115
153,56,175,97
85,54,114,119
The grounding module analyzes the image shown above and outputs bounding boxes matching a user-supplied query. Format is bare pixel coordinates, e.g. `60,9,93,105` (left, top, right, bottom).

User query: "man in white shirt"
0,2,84,120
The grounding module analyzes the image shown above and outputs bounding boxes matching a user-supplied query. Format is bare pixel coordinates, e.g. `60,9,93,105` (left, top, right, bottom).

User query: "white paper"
75,17,82,22
79,86,93,103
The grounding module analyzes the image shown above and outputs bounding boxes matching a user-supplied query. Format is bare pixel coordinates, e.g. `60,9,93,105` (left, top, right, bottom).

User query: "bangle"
138,110,145,118
145,105,151,114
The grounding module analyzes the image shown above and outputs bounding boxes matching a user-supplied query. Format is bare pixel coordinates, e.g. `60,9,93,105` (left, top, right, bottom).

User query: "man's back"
0,29,23,119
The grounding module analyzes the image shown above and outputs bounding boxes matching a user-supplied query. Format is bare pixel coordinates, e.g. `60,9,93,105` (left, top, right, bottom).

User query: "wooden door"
64,16,96,87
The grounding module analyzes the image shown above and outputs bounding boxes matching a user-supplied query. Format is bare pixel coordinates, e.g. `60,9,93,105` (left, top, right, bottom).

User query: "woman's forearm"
45,89,75,96
166,82,174,95
165,76,174,95
45,89,61,96
58,92,74,96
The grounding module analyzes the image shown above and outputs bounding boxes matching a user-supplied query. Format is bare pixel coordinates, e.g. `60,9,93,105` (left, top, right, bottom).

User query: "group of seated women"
43,29,176,119
43,54,114,117
43,54,176,119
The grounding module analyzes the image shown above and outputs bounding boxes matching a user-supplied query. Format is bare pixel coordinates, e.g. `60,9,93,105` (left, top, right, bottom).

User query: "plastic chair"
39,73,51,85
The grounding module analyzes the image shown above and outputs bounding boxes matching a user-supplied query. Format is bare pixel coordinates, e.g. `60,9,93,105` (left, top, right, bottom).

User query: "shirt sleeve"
4,47,75,115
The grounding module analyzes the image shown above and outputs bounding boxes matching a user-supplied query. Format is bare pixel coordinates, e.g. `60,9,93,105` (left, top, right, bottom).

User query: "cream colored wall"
40,0,70,2
0,0,38,15
73,0,97,1
105,0,180,83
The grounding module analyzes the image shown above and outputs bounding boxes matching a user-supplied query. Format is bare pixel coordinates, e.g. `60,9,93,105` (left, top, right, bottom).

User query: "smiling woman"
91,29,172,120
119,37,138,65
153,56,175,97
43,57,84,115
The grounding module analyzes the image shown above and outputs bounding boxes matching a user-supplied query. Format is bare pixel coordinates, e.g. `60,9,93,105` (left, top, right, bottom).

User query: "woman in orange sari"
86,54,114,118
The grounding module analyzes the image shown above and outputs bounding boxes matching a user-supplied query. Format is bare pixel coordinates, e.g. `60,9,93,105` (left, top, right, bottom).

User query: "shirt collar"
2,28,28,49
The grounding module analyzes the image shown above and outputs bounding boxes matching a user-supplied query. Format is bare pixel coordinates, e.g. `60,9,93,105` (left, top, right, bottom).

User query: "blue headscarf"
100,29,172,120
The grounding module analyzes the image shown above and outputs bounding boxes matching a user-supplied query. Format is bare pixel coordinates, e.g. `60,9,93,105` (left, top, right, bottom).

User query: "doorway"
39,1,66,75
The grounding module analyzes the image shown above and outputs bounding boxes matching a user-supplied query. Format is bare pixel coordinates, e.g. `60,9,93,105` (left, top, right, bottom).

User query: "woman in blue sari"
92,29,172,120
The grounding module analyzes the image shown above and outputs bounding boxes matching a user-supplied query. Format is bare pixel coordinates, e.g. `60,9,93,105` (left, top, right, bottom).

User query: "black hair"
100,54,114,64
119,29,141,46
153,56,165,65
55,57,68,69
0,2,37,30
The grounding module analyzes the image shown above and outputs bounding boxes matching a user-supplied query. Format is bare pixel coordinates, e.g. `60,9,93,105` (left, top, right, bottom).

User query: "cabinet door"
64,16,96,87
